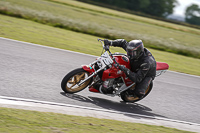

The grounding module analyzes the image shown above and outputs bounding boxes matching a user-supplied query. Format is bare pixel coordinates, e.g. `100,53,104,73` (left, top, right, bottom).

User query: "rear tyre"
120,82,153,103
61,68,92,93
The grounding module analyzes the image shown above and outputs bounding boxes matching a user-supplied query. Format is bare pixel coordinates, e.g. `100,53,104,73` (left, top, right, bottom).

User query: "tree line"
78,0,178,18
78,0,200,26
185,4,200,26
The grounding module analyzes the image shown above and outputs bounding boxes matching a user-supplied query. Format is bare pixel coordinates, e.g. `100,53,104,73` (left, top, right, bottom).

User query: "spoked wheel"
120,82,153,103
61,68,92,93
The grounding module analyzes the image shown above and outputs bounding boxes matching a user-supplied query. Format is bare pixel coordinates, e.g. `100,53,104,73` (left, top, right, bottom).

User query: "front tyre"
61,68,92,93
120,82,153,103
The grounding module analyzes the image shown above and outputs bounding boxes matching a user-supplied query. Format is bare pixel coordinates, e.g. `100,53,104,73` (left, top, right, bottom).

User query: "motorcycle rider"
104,39,156,98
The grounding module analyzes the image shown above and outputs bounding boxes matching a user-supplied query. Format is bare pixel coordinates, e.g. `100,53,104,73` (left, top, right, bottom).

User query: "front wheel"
61,68,92,93
120,82,153,103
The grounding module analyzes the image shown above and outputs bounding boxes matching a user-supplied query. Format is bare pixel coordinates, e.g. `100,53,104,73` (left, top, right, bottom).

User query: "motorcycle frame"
79,50,136,96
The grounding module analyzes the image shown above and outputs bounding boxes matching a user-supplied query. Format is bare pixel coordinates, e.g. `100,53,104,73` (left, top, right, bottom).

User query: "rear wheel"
120,82,153,103
61,68,92,93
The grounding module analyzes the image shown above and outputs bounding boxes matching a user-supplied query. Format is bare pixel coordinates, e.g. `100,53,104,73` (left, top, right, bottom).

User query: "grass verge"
0,0,200,59
0,14,200,76
0,107,194,133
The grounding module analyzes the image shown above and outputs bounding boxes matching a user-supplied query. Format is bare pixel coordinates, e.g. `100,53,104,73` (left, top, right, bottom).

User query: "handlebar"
98,38,120,68
98,39,104,47
98,38,110,52
98,38,110,51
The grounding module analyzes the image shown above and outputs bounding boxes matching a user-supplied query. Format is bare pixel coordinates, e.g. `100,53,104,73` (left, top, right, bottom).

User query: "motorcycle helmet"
126,40,144,60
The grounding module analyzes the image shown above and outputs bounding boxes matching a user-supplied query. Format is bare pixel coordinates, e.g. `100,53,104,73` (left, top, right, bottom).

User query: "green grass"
52,0,200,34
0,14,200,76
0,107,194,133
0,0,200,58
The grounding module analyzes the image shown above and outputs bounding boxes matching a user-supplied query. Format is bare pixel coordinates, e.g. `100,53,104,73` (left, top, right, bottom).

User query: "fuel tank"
102,54,131,81
114,54,131,69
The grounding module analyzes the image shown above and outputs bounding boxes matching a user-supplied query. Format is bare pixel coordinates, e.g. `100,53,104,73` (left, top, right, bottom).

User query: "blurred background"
77,0,200,25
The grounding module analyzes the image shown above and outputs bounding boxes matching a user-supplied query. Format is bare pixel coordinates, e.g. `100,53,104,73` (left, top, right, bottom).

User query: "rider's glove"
104,39,112,46
118,65,129,75
118,65,136,82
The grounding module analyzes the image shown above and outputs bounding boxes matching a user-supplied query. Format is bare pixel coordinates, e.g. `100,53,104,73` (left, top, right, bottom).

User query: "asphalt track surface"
1,37,200,124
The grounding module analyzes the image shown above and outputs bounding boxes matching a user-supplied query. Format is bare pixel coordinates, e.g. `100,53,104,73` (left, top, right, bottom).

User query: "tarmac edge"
0,96,199,133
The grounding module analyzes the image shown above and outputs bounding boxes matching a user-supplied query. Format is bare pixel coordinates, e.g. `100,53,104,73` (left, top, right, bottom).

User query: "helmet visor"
127,49,137,59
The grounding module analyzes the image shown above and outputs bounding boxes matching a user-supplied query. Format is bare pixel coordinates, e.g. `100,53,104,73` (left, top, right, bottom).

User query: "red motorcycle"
61,39,169,103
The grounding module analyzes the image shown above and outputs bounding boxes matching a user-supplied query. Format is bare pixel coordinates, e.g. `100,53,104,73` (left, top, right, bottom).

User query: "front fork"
78,61,106,86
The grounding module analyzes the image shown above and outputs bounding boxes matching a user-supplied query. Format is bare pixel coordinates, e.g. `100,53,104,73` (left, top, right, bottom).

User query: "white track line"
0,96,199,126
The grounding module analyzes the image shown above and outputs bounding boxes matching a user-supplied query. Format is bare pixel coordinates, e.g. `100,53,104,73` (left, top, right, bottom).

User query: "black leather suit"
110,39,157,97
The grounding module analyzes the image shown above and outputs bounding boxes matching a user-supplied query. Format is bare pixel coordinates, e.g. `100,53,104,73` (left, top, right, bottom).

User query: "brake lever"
98,38,102,42
98,38,105,47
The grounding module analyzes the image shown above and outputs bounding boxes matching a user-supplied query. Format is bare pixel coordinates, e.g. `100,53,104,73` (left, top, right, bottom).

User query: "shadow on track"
60,92,165,118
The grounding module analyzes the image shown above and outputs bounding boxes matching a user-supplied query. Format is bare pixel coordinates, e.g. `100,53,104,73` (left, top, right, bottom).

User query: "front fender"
82,65,95,74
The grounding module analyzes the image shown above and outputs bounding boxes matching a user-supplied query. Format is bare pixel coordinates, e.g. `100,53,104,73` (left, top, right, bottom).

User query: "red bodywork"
82,55,169,93
101,55,132,86
82,65,95,74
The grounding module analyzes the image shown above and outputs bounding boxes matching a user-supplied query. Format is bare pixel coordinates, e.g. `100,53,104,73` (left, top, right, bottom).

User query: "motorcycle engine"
100,78,123,94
